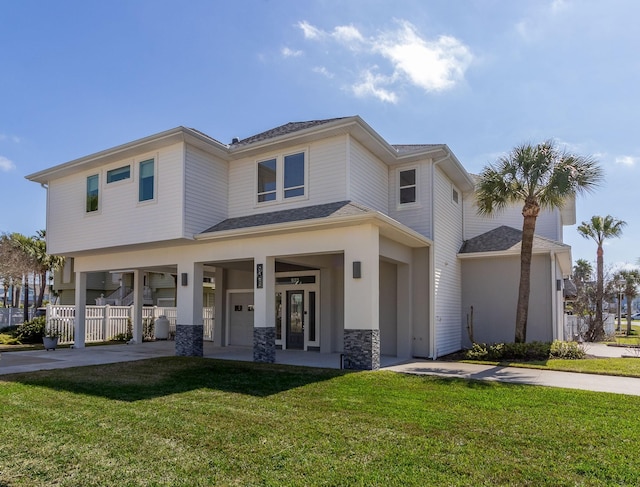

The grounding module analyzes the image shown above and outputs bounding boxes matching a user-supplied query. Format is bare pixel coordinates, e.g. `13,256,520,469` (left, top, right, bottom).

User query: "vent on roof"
231,137,240,144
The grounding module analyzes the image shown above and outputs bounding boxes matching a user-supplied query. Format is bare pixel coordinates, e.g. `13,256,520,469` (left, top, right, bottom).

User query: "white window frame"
396,165,419,208
136,154,158,205
106,164,132,185
452,185,460,205
85,173,101,214
255,148,308,206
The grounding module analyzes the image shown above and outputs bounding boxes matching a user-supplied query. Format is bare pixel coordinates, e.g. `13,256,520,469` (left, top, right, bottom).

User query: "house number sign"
256,263,263,289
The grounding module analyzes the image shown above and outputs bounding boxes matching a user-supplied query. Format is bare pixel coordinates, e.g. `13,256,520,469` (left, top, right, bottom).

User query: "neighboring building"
26,116,573,369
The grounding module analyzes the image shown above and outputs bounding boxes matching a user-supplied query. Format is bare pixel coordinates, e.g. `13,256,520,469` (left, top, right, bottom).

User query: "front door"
286,290,304,350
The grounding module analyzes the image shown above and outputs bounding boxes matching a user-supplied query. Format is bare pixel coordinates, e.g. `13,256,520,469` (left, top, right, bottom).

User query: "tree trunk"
37,271,46,308
626,294,633,335
516,211,538,343
595,245,604,339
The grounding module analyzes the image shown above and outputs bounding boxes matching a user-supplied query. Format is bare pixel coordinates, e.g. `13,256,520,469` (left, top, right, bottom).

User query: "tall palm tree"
573,259,593,284
476,140,603,343
578,215,626,339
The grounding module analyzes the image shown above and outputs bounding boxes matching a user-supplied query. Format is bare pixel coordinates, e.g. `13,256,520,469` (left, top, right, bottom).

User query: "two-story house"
26,116,572,369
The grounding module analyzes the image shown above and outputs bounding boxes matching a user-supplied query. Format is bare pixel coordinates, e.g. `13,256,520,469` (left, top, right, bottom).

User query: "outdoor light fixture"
181,273,188,286
353,261,362,279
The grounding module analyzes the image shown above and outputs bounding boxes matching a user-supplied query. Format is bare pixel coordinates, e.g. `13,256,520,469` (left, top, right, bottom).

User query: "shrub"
465,341,551,361
0,333,20,345
550,340,586,360
16,316,46,343
0,324,20,334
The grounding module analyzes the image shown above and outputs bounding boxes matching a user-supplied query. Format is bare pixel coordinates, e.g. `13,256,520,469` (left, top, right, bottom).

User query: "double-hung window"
139,159,155,202
256,151,306,204
86,174,99,212
398,168,417,205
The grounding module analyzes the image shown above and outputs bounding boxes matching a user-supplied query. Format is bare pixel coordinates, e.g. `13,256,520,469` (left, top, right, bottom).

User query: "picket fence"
46,304,214,344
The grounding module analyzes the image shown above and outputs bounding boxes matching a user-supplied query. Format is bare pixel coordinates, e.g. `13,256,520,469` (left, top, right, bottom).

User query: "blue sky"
1,0,639,269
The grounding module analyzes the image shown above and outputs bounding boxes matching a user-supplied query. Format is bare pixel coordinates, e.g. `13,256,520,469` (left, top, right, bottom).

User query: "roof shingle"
459,225,569,254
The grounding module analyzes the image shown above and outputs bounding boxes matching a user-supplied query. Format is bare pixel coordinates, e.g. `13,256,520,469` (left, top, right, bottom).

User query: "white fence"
0,308,36,328
47,304,214,345
564,313,615,341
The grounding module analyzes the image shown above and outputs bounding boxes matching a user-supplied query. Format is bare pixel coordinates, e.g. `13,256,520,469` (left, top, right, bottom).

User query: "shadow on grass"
5,357,349,402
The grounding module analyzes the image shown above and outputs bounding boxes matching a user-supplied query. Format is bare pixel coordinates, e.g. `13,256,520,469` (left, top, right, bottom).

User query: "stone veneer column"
253,256,276,363
343,329,380,370
175,261,204,357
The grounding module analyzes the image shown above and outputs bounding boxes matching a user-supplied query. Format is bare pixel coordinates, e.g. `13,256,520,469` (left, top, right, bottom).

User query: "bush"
465,341,551,361
16,316,46,344
0,324,20,334
550,340,586,360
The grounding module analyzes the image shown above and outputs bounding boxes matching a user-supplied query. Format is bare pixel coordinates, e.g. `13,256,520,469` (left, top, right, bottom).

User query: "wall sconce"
353,261,362,279
181,273,188,286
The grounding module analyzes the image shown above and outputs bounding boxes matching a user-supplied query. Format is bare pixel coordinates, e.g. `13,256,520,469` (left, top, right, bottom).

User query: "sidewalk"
1,341,639,396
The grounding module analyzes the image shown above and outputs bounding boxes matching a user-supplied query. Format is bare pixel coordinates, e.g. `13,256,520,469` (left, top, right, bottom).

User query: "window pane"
284,187,305,198
284,152,304,194
258,159,277,201
86,174,99,212
309,291,316,342
107,165,130,183
139,159,154,201
400,186,416,204
400,169,415,187
275,292,282,340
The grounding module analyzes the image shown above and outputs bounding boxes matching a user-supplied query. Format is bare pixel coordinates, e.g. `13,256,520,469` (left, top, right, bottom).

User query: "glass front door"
286,290,304,350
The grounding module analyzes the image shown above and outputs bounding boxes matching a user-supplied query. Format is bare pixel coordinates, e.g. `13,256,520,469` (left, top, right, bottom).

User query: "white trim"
396,164,420,209
275,270,320,351
255,147,309,207
136,152,158,206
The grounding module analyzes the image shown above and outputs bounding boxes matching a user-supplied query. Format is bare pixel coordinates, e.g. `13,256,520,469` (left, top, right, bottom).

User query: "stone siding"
343,329,380,370
176,324,204,357
253,326,276,363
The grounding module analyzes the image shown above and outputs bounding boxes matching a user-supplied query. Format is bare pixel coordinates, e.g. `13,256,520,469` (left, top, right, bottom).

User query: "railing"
46,304,214,344
563,313,616,341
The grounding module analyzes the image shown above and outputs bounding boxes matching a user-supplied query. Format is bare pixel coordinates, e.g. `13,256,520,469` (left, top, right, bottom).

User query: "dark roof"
200,200,374,234
230,118,350,147
392,144,442,154
459,225,569,254
563,278,578,299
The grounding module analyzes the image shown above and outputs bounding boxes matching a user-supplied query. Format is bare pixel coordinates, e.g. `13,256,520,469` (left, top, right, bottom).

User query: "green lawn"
463,357,640,377
1,358,639,486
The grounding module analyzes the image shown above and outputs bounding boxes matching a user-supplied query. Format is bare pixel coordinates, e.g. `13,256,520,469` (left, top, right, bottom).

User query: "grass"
1,358,639,486
462,357,640,378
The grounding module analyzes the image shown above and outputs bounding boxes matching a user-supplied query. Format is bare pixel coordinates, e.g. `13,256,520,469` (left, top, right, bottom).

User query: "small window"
284,152,305,198
257,158,277,202
452,187,459,204
139,159,154,202
107,165,130,183
399,168,417,204
86,174,99,212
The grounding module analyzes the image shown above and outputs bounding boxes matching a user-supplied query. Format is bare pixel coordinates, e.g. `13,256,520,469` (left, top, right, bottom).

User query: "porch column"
175,262,204,357
73,271,87,348
131,269,143,344
343,225,380,370
253,256,275,363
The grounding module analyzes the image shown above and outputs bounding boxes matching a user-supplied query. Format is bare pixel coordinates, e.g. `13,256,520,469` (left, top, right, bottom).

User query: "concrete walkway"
1,341,639,396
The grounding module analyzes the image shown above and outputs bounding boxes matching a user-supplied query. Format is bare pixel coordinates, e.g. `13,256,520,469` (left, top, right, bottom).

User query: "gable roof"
230,118,349,147
459,225,570,254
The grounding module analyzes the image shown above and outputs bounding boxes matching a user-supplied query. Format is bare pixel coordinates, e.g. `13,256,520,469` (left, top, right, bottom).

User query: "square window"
139,159,154,202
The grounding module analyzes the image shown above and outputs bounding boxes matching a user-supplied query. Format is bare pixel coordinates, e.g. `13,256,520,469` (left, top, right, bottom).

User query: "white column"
253,256,275,362
176,261,204,356
397,263,412,358
74,271,87,348
132,270,143,343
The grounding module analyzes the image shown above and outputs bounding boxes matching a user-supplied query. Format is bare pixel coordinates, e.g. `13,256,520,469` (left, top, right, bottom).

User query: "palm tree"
611,268,639,336
476,140,603,343
573,259,593,284
577,215,626,339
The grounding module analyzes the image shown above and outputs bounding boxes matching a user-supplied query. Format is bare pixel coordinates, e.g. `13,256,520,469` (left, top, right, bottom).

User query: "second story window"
399,168,417,205
256,151,307,204
86,174,99,212
257,158,277,202
139,159,154,202
284,152,305,198
107,165,130,183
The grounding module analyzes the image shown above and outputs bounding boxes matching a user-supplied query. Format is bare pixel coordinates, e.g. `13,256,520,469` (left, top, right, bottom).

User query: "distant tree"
611,268,640,335
0,234,30,308
577,215,626,340
476,140,603,342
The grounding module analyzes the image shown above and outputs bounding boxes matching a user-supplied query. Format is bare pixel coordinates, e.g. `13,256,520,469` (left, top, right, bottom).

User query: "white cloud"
373,21,472,93
297,20,323,40
312,66,334,78
295,19,472,102
0,134,21,143
615,155,637,166
0,156,16,172
352,70,398,104
282,47,303,58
